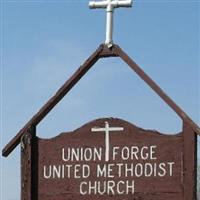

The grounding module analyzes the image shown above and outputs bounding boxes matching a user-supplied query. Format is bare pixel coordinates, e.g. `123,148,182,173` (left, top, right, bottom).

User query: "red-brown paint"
2,44,198,200
20,118,196,200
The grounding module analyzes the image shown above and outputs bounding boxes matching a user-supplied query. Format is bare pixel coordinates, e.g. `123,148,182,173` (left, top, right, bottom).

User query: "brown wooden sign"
3,44,199,200
20,118,196,200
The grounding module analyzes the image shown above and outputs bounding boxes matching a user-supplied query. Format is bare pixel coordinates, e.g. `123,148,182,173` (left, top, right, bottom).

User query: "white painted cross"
89,0,133,47
91,121,124,161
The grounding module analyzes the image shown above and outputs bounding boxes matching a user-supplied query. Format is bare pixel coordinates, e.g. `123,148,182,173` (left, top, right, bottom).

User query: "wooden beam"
115,45,200,135
21,125,38,200
2,44,199,157
183,122,197,200
2,44,106,157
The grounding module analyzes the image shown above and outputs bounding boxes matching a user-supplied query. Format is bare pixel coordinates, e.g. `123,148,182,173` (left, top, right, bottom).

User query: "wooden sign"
3,44,199,200
19,118,195,200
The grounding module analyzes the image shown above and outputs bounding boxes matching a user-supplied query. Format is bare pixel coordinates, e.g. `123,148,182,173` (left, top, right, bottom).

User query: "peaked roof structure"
2,44,200,157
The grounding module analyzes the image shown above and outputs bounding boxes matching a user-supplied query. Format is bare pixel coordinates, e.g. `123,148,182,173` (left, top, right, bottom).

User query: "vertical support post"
183,122,197,200
105,5,113,46
21,125,38,200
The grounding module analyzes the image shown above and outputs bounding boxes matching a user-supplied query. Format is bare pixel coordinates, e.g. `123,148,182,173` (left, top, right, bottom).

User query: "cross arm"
91,128,106,132
108,127,124,131
89,0,133,9
89,1,108,9
112,0,133,8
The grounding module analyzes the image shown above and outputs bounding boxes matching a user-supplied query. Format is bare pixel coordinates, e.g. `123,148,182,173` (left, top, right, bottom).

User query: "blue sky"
1,0,199,200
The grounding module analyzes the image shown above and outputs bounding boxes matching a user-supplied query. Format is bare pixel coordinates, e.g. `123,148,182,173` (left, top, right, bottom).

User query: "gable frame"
2,44,200,157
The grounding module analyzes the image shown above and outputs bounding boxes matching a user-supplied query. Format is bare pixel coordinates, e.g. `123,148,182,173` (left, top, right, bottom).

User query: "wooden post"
21,125,38,200
183,122,197,200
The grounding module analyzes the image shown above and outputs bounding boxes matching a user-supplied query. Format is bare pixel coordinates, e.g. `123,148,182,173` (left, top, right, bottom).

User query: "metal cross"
91,121,124,161
89,0,133,47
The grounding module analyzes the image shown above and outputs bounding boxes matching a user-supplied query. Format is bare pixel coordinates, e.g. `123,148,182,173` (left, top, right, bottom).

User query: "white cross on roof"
89,0,133,47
